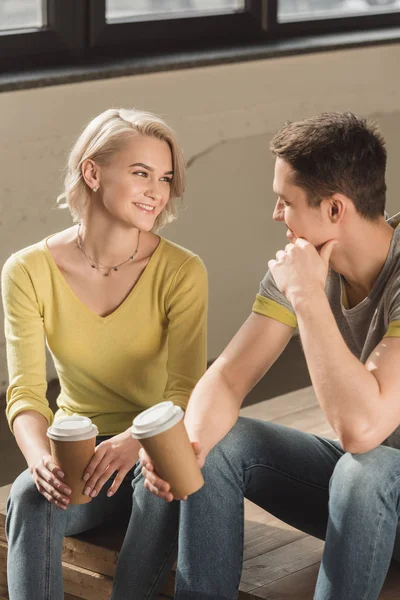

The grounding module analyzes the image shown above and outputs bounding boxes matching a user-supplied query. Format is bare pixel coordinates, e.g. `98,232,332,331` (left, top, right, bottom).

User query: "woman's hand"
29,454,72,510
82,429,140,498
140,441,205,502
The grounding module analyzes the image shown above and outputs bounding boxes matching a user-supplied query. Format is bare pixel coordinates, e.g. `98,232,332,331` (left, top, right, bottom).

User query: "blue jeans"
6,437,179,600
8,420,400,599
173,417,400,600
113,417,400,600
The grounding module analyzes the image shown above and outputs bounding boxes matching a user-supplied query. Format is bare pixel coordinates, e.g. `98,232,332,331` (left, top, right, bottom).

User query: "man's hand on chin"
268,237,338,305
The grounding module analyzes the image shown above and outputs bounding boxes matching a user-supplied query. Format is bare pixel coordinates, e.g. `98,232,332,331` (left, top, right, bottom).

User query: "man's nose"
273,199,285,222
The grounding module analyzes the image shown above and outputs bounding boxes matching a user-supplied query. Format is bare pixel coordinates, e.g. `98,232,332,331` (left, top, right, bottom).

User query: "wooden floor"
238,386,400,599
1,385,400,599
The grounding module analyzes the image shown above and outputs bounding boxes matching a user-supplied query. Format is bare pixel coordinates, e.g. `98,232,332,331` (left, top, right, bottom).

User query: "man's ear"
328,194,346,224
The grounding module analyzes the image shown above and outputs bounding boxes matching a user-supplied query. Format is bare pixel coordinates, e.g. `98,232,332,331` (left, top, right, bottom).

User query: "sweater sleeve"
1,255,53,431
163,255,208,411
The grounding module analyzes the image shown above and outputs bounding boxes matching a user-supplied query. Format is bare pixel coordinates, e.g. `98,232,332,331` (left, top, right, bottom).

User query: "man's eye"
134,171,147,177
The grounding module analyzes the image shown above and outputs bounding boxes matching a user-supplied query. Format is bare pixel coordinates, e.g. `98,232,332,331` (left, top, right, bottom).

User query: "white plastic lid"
47,416,99,442
131,401,184,439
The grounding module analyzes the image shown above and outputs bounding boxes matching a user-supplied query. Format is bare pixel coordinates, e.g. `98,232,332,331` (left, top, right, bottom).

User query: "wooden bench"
1,386,400,599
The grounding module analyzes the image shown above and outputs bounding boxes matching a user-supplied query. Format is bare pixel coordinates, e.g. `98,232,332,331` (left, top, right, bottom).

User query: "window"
0,0,46,31
279,0,400,23
106,0,245,22
1,0,400,77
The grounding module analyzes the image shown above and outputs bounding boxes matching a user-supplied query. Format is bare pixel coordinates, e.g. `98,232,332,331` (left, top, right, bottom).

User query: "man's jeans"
7,419,400,599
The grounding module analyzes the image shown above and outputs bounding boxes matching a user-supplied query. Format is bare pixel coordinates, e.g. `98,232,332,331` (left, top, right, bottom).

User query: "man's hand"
140,442,205,502
268,237,337,305
82,429,140,498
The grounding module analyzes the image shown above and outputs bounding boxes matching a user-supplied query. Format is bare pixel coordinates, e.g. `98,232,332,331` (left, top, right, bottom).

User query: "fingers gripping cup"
131,402,204,498
47,416,98,505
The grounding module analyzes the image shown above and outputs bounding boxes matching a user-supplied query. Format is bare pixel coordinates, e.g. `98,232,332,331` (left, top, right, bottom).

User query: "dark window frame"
0,0,86,73
87,0,267,60
1,0,400,75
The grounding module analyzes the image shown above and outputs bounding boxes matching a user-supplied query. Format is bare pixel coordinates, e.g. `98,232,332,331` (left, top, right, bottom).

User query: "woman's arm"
13,410,72,508
1,256,70,509
163,254,208,409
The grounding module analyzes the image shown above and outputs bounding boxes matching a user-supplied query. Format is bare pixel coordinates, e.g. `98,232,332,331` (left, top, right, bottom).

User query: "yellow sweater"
2,236,208,434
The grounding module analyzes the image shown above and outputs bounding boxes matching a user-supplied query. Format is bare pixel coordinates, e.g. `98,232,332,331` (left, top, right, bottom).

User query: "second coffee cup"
131,401,204,498
47,415,98,505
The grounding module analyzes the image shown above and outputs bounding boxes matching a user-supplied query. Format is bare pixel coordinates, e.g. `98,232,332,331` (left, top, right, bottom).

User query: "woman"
2,107,207,599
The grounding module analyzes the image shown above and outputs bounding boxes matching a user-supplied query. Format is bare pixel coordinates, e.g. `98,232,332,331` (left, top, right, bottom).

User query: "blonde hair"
57,108,185,230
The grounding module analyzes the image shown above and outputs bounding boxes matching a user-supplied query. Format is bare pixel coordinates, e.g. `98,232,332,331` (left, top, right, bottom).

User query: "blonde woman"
2,108,207,600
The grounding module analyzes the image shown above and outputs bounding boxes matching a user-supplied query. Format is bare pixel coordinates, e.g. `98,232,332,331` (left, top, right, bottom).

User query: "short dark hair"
270,112,387,220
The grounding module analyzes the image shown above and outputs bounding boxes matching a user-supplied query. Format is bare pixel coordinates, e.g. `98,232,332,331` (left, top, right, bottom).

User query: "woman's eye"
134,171,147,177
161,177,172,183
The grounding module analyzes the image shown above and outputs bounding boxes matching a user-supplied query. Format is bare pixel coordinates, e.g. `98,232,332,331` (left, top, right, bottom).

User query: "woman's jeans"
7,419,400,600
6,437,180,600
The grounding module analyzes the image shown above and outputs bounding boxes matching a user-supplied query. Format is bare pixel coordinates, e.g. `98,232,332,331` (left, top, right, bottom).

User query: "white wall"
1,42,400,390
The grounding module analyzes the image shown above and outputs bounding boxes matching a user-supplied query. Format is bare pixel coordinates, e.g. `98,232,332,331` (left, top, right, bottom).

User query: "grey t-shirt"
254,213,400,448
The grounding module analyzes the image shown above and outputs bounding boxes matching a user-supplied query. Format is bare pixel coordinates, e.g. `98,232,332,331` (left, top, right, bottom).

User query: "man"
131,112,400,599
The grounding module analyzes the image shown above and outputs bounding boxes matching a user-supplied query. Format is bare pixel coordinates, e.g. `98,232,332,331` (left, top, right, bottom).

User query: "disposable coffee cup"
47,416,99,505
131,401,204,498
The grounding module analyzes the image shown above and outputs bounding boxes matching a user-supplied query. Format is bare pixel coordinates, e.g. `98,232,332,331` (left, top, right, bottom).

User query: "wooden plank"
248,562,320,599
244,500,307,562
240,536,323,592
62,531,120,577
271,405,334,437
62,561,112,600
240,387,317,421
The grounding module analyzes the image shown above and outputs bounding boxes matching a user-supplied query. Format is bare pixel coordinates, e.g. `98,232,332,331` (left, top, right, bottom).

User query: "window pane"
278,0,400,22
0,0,46,31
106,0,245,22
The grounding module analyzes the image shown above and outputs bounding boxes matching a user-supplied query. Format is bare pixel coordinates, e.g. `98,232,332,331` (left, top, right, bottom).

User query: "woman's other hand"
139,441,205,502
29,454,71,510
82,429,140,498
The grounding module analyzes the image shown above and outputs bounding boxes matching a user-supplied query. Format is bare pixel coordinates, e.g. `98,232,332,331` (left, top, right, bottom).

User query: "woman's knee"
7,469,44,518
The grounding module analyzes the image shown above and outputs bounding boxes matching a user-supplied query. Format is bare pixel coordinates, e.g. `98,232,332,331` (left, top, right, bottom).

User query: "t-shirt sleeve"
163,255,208,411
1,255,53,431
252,268,298,329
384,284,400,337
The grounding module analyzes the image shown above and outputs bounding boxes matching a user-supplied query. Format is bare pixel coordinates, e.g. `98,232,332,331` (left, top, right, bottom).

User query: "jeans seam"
361,472,400,600
144,529,179,600
44,501,51,600
235,498,244,593
243,462,330,492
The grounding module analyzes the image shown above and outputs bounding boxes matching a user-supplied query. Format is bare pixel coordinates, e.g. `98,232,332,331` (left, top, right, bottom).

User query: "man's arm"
294,290,400,454
184,312,293,457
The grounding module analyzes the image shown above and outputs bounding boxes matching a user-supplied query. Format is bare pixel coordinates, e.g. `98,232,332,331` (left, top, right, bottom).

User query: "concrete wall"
1,42,400,390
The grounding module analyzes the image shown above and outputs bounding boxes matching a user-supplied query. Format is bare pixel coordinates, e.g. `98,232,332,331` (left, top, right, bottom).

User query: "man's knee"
330,446,400,499
202,417,262,481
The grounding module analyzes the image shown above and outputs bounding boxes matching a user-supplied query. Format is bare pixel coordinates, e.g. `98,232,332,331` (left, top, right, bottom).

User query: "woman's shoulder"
158,238,207,299
2,238,48,277
160,237,205,269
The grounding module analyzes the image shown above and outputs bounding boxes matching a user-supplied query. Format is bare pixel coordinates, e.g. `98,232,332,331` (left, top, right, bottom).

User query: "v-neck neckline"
42,234,164,323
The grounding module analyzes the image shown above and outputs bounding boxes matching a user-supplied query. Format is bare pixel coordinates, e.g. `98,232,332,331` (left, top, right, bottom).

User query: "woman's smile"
133,202,156,213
